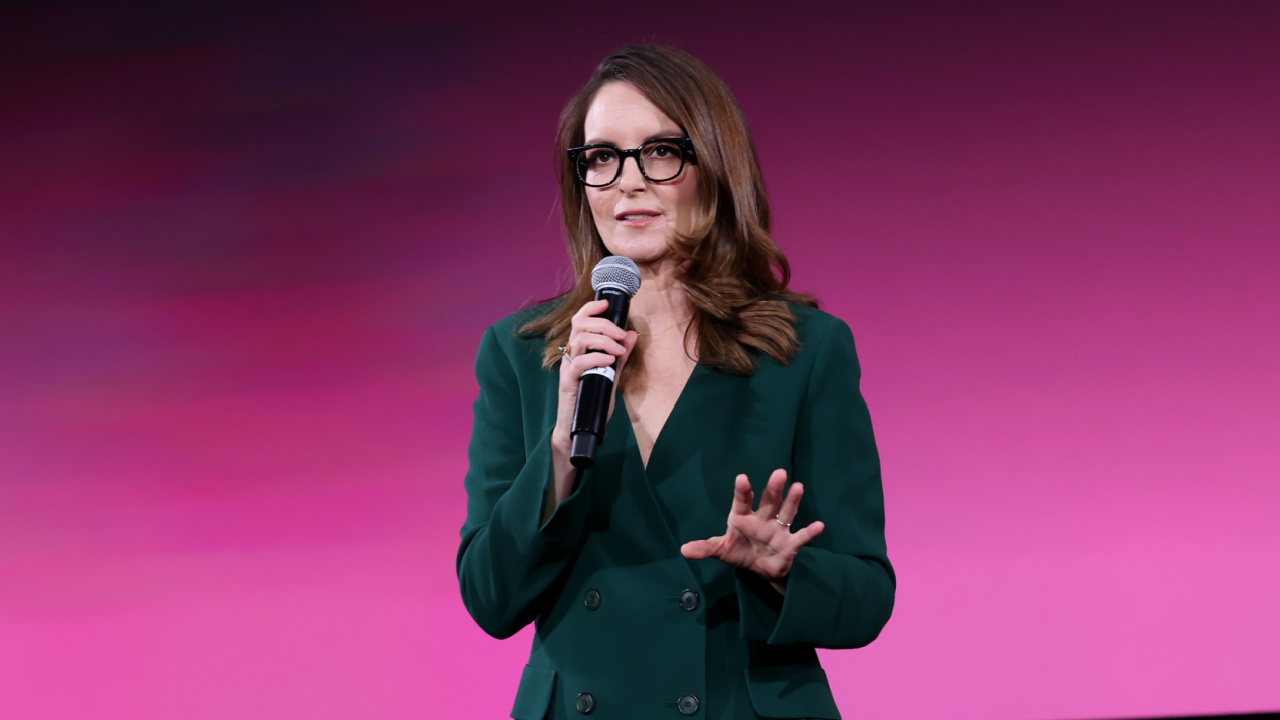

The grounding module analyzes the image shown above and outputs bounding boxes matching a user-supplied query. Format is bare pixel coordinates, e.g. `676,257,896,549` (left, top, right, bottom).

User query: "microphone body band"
569,285,631,467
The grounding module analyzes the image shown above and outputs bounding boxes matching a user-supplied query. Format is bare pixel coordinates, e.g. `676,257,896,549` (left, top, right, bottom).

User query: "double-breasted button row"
575,691,697,715
586,588,699,611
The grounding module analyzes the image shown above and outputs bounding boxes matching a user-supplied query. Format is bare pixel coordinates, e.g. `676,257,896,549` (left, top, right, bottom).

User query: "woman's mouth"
616,211,661,227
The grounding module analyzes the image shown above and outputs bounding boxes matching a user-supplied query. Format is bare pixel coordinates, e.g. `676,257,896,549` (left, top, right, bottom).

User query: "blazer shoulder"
786,302,852,346
478,299,560,371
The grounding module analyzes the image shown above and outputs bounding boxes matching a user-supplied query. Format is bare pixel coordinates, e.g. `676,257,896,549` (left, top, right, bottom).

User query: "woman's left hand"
680,469,825,595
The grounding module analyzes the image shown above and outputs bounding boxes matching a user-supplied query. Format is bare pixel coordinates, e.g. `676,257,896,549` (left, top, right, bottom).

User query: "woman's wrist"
551,424,572,454
550,427,573,481
544,427,575,522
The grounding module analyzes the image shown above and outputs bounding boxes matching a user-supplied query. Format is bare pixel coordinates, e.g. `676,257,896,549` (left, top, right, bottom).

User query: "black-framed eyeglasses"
566,137,694,187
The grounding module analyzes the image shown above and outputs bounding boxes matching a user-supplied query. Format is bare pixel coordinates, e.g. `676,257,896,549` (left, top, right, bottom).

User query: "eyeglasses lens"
579,147,617,187
640,141,683,182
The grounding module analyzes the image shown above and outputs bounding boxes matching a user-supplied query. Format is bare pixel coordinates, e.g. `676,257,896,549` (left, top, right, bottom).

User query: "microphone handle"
569,287,631,468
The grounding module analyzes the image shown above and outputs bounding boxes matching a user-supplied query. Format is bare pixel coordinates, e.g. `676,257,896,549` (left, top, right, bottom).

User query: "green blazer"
457,303,894,720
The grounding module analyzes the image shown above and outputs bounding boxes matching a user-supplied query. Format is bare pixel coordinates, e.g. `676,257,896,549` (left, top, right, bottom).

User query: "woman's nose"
617,154,646,191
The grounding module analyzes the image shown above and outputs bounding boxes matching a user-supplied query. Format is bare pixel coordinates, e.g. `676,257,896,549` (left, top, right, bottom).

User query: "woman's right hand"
546,299,638,516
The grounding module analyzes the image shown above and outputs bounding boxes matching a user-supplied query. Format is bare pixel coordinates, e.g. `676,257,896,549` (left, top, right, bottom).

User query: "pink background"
2,2,1277,718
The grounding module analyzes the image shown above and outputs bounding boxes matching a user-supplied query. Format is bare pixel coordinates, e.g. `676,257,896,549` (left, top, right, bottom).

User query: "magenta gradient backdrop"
2,2,1278,718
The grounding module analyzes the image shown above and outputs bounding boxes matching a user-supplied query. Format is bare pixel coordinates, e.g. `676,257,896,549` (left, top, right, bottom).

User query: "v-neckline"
616,362,705,475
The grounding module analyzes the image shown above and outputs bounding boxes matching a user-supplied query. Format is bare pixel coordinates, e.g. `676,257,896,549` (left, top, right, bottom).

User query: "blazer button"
576,692,595,714
678,589,699,611
677,694,699,715
583,589,601,611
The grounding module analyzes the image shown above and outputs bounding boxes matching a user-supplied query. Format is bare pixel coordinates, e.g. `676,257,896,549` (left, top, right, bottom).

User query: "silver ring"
559,345,572,360
775,516,792,528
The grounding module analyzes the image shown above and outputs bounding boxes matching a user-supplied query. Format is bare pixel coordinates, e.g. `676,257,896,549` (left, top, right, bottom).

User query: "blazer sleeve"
455,324,594,639
736,317,896,648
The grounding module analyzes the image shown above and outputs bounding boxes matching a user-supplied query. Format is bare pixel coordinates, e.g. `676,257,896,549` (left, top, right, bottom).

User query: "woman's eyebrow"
581,130,685,147
646,130,685,142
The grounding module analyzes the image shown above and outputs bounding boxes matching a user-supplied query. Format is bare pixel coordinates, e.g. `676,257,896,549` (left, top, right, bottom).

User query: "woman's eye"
646,144,677,159
589,150,616,166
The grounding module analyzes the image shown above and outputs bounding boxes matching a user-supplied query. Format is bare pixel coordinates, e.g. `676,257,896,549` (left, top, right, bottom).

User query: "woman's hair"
521,44,815,384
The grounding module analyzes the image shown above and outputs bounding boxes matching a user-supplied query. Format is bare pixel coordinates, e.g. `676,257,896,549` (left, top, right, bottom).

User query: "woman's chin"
603,237,670,265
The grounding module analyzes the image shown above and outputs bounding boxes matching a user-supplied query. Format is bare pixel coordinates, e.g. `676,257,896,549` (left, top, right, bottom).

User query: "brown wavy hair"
521,44,815,386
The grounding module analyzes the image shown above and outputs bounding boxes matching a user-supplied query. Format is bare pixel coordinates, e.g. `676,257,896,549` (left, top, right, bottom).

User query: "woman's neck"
629,256,695,354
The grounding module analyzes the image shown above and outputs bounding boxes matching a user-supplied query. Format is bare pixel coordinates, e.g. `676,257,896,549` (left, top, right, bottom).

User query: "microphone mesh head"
591,256,641,296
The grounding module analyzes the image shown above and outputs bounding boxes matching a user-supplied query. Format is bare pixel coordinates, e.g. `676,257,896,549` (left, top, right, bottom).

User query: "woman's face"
581,82,700,266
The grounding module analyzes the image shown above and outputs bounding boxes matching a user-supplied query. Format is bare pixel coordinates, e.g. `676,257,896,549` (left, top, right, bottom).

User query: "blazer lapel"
628,365,741,550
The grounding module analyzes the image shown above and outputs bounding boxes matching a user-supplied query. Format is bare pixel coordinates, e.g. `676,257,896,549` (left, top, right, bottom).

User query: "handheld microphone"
570,256,641,468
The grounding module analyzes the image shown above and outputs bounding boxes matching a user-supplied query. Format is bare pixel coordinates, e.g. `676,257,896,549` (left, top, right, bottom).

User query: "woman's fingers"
567,306,629,359
571,298,611,321
684,470,826,585
680,537,722,559
567,349,618,375
556,346,619,411
789,520,825,548
729,474,754,516
619,329,638,356
776,481,804,527
612,330,639,376
571,302,627,342
755,468,788,518
569,331,627,358
574,314,628,340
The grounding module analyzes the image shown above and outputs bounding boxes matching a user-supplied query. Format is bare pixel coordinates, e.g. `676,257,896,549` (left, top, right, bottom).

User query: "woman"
457,45,894,720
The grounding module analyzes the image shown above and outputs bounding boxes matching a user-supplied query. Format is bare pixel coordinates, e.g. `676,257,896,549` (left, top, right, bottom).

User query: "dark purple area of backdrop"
1,2,1278,718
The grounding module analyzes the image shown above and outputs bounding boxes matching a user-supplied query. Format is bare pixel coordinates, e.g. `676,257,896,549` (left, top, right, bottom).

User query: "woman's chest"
622,357,697,468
